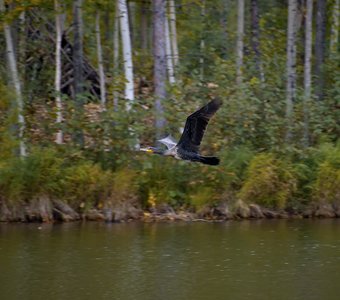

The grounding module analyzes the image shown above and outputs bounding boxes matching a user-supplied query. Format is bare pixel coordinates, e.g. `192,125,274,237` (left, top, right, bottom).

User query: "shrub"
0,148,63,202
108,168,139,204
238,153,297,209
139,157,189,207
60,161,113,210
217,146,254,188
190,187,216,210
312,143,340,203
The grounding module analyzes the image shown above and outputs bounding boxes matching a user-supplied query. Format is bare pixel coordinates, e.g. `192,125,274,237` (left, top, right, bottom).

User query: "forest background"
0,0,339,222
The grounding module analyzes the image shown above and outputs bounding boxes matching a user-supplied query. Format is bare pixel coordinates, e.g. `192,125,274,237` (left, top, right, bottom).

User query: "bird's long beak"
140,147,154,153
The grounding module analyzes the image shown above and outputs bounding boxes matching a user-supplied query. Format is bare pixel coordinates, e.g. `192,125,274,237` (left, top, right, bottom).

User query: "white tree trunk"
113,1,120,109
0,0,27,156
55,0,63,144
96,10,106,109
118,0,134,108
165,14,175,84
303,0,313,147
236,0,245,85
286,0,298,142
330,0,339,55
168,0,179,67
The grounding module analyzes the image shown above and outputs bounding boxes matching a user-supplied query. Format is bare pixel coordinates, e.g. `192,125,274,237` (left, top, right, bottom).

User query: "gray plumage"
140,98,222,165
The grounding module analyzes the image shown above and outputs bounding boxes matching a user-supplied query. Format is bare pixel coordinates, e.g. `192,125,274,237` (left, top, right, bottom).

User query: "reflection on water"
0,220,340,300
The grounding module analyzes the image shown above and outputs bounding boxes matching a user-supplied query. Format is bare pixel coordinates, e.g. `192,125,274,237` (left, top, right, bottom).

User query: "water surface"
0,220,339,300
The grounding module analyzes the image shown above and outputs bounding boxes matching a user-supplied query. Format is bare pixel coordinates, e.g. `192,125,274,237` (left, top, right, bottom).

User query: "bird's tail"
198,156,220,166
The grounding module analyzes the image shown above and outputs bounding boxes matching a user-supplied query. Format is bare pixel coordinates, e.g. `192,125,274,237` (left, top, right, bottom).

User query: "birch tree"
113,1,120,109
153,0,167,135
236,0,245,85
286,0,298,142
168,0,179,67
118,0,134,108
0,0,27,157
165,13,175,84
330,0,339,55
315,0,326,100
95,10,106,109
303,0,313,147
55,0,63,144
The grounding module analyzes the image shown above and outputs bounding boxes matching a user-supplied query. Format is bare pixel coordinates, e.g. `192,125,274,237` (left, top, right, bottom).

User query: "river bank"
1,197,339,223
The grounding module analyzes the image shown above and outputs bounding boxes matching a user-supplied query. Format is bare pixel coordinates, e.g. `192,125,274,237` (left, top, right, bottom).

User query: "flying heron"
140,98,222,165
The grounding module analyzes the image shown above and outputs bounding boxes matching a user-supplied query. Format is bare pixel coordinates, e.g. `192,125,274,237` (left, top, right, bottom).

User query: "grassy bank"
0,142,339,222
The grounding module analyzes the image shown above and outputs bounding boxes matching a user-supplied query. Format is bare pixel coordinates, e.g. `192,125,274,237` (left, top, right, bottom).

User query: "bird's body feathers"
140,98,222,166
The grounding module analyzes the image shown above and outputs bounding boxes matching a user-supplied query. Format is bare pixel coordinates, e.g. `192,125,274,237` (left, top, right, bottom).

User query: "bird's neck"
152,148,165,155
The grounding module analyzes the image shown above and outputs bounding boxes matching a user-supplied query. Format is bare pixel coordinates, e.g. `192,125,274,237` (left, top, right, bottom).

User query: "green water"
0,220,339,300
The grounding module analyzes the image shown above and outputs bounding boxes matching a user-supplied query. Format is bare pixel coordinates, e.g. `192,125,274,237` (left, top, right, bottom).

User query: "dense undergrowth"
0,140,339,222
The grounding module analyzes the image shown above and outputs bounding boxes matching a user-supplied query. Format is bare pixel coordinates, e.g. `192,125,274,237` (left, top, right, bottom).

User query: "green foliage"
59,161,112,209
0,148,63,202
312,143,340,204
238,153,297,209
108,168,139,204
190,187,216,210
139,157,189,208
217,146,255,188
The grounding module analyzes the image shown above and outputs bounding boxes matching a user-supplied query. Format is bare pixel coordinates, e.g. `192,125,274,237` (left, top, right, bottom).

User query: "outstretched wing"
157,135,177,150
177,98,222,153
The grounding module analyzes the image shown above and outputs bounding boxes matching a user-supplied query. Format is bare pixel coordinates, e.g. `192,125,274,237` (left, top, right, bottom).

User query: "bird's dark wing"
177,98,222,153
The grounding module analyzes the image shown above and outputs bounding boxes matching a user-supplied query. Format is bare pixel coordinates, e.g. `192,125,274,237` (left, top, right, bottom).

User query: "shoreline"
1,198,339,223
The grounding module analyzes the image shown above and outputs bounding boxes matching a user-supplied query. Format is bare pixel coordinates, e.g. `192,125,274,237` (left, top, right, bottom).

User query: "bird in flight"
140,98,222,165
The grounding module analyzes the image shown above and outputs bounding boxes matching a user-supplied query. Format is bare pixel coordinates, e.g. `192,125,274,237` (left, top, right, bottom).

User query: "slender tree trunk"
55,0,63,144
315,0,326,100
250,0,265,83
303,0,313,147
113,1,120,109
221,0,229,58
141,0,148,51
0,0,27,157
165,13,175,84
200,0,206,81
330,0,339,55
128,1,136,48
168,0,179,67
286,0,298,142
18,12,26,79
96,10,106,109
153,0,167,136
73,0,84,99
73,0,84,146
103,9,110,71
236,0,245,85
118,0,135,108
